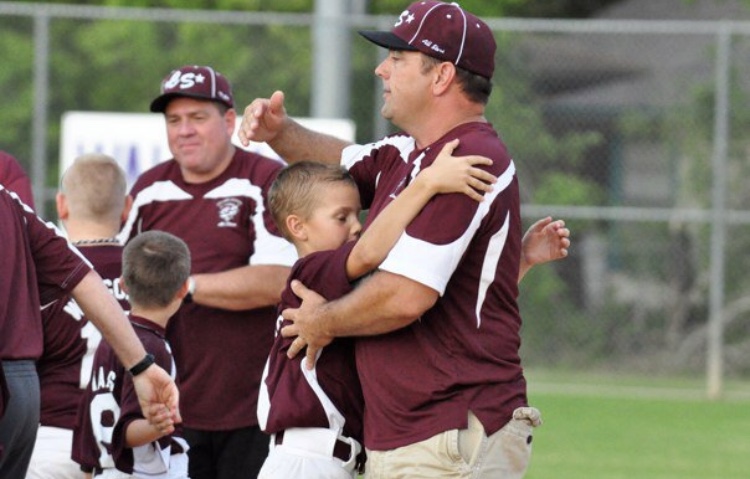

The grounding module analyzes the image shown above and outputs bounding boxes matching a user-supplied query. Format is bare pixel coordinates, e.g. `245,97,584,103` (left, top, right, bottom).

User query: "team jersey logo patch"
216,198,242,227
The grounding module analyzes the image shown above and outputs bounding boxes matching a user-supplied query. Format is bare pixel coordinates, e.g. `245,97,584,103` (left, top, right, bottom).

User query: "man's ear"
433,62,456,95
224,107,238,136
286,214,307,242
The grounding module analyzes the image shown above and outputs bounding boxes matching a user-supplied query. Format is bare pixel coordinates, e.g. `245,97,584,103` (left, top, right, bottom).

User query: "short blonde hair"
268,161,357,242
60,153,127,223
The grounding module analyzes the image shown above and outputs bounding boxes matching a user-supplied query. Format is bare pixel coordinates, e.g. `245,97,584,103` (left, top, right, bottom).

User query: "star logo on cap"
406,13,415,23
195,73,205,84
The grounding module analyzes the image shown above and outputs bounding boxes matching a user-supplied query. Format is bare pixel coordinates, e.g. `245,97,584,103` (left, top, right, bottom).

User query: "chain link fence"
3,3,749,396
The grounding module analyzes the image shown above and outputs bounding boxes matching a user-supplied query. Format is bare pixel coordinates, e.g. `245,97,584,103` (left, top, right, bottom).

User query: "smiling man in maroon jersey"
238,1,554,477
120,65,297,479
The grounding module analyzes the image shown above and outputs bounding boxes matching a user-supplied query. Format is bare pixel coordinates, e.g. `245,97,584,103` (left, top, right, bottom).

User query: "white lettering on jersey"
68,277,126,388
90,367,117,392
89,393,120,468
102,277,128,301
80,322,103,389
64,298,84,321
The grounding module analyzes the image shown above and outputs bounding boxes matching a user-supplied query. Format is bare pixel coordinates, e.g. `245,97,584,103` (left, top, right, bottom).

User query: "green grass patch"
525,374,750,479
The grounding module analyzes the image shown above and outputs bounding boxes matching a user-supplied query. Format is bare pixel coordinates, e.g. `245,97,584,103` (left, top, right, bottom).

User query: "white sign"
59,111,356,188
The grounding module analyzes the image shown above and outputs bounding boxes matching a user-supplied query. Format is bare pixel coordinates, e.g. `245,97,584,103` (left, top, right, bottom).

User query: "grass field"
524,370,750,479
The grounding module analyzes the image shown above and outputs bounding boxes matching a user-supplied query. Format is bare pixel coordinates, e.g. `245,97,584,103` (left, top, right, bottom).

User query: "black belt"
171,440,184,455
274,430,351,462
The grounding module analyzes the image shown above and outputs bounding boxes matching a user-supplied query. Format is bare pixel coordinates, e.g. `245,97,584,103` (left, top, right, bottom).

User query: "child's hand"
418,139,496,201
147,403,175,437
522,216,571,266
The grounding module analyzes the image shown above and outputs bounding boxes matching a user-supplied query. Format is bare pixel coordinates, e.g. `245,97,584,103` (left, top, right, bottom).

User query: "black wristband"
129,353,155,376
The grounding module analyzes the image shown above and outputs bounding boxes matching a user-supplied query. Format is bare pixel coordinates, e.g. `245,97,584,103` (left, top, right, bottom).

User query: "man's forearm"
192,264,290,311
72,270,146,369
269,117,351,165
321,271,438,337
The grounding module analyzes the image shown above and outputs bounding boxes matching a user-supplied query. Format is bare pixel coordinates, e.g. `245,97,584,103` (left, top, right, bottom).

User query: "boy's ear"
121,195,134,223
175,278,190,301
286,214,307,242
118,276,129,294
56,192,69,220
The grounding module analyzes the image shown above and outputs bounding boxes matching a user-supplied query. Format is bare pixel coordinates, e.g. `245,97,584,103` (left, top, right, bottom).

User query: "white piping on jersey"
118,180,191,242
476,211,509,328
0,184,91,268
4,184,95,272
257,345,347,434
300,349,347,434
379,160,516,296
118,179,296,267
257,356,272,430
342,135,415,190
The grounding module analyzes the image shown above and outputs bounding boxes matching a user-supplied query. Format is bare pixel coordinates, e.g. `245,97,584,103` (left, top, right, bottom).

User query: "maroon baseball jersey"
73,315,183,475
0,186,90,361
258,241,363,442
0,151,35,208
38,245,128,429
119,149,297,430
341,122,526,450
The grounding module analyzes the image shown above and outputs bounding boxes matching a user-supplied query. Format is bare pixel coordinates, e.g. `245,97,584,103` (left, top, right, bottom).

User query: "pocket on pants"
504,406,542,445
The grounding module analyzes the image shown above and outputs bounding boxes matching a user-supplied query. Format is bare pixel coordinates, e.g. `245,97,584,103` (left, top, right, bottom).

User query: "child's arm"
518,216,571,282
124,410,173,448
347,139,495,279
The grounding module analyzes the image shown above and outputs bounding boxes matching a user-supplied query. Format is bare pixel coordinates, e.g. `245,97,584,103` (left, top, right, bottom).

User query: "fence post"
706,24,731,400
32,12,50,212
312,0,350,119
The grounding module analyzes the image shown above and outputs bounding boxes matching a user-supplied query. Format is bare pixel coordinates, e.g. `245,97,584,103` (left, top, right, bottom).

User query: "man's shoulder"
233,149,286,178
131,159,179,192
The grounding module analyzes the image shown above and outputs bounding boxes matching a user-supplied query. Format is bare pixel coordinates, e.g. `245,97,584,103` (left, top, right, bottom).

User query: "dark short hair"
122,231,191,308
420,54,493,105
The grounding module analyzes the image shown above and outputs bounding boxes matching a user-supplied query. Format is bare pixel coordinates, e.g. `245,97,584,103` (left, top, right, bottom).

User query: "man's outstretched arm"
238,90,351,165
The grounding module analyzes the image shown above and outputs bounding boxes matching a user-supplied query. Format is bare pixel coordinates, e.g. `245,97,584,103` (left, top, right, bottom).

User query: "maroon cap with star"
150,65,234,113
359,1,496,80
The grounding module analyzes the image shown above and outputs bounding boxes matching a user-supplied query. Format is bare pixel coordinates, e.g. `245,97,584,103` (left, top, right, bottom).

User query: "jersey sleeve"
379,132,517,295
15,191,91,305
0,151,35,208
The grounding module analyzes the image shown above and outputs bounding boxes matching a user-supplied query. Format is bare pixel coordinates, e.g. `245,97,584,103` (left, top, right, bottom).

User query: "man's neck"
407,97,487,149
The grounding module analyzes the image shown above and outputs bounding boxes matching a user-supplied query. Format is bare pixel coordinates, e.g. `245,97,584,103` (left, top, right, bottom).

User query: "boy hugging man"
73,231,191,479
257,140,495,479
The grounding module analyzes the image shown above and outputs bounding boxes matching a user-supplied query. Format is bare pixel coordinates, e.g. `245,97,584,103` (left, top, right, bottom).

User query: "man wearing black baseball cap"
239,2,545,478
120,65,297,479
